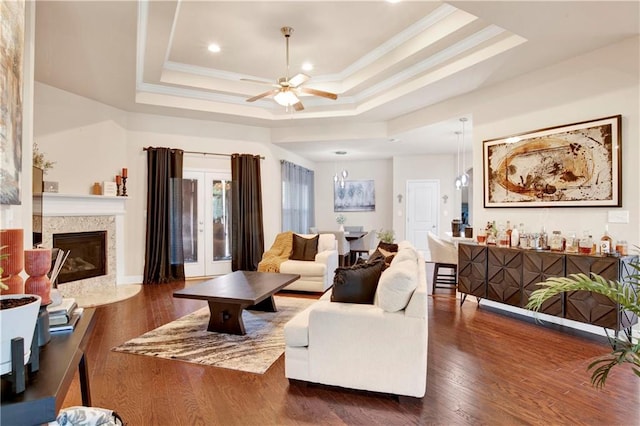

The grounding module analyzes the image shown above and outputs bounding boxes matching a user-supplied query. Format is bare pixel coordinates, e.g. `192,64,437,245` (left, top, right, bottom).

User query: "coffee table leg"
248,295,277,312
207,301,246,335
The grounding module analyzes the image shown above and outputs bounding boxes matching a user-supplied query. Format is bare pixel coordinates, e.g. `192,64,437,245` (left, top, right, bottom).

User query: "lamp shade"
274,90,299,106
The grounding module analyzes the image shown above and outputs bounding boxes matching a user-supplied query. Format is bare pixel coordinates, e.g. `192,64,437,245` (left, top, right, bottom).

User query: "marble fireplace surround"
39,193,126,293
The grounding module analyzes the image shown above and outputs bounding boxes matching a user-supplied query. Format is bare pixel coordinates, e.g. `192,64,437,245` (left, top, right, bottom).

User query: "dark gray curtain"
231,154,264,271
281,160,315,233
143,147,185,283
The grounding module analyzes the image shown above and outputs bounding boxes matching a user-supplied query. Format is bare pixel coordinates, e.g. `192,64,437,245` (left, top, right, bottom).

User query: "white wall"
313,160,393,236
392,36,640,246
33,83,312,282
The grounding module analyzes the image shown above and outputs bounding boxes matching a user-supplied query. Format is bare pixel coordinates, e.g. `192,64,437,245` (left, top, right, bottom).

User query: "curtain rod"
143,147,265,160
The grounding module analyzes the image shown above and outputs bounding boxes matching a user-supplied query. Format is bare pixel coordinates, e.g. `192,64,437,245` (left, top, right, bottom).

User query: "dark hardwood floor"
61,282,639,425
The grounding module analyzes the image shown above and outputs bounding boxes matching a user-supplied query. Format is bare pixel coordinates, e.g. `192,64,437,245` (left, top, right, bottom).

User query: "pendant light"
333,151,348,187
454,131,462,190
460,117,469,187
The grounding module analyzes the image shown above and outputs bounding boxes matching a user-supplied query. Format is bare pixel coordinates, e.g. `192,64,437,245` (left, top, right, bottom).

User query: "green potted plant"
526,264,640,388
376,229,395,244
336,214,346,232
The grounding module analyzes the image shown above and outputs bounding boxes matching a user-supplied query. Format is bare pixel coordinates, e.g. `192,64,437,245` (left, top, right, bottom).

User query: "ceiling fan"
243,27,338,111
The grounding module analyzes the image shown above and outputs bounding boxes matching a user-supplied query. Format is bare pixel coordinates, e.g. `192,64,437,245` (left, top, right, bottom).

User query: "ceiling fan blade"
246,89,279,102
288,73,310,88
293,101,304,111
299,87,338,100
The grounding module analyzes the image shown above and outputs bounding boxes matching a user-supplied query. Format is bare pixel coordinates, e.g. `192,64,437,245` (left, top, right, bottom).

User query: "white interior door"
406,180,439,259
182,170,232,278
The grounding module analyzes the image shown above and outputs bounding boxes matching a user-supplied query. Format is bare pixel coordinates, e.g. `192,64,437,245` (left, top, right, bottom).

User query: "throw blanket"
257,231,293,272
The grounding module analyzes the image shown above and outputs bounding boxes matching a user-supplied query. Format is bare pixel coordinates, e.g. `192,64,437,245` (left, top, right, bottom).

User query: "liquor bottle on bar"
600,225,613,255
505,221,512,247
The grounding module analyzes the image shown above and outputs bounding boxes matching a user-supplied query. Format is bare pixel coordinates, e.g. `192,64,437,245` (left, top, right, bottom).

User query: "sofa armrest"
315,250,338,289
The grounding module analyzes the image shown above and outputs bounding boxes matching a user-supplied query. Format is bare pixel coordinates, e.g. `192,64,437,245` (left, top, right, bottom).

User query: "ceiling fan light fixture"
274,90,299,106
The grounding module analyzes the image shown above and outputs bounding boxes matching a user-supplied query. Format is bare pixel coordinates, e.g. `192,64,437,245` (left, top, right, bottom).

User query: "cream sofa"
279,233,338,293
284,241,428,397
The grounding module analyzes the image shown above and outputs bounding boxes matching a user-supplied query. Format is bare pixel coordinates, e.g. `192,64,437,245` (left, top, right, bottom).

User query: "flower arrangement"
376,229,395,244
336,214,346,225
33,142,55,174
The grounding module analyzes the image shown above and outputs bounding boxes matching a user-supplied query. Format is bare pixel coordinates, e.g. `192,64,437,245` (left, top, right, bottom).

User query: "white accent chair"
284,242,428,397
427,231,458,294
279,233,338,293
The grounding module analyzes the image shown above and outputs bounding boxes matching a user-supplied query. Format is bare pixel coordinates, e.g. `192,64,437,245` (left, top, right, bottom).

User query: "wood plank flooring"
60,282,639,425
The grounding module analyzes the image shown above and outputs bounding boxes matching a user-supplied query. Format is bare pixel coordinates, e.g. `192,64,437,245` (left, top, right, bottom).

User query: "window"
281,161,314,233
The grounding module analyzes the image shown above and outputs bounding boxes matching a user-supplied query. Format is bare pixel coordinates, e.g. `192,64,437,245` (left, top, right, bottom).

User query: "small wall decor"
334,180,375,212
483,115,621,208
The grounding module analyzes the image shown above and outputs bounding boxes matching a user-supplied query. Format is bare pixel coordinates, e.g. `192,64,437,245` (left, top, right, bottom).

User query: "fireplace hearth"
53,231,107,284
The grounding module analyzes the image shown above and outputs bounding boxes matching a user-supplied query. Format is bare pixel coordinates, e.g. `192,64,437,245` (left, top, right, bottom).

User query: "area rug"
112,296,314,374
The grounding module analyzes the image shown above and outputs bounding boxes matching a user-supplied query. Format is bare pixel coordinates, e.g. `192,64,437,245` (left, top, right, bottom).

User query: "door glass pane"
182,178,198,263
212,179,232,261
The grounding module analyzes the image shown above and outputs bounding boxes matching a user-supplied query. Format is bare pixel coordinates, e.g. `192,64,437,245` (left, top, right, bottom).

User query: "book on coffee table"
49,308,83,333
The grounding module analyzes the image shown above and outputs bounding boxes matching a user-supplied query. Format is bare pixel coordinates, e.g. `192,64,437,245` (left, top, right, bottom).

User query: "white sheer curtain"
281,160,315,233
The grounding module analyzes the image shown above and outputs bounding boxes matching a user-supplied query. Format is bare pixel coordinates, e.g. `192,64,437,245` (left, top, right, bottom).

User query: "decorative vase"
0,229,24,295
24,249,52,305
339,224,344,232
0,294,41,375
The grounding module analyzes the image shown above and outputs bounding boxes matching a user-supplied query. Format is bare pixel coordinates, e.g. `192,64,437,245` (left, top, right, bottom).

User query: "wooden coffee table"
173,271,300,335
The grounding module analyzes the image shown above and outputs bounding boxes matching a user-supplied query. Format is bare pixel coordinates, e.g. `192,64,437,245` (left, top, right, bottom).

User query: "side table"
1,308,96,425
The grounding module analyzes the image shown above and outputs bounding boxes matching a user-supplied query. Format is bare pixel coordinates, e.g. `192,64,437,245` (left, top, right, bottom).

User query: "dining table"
344,231,366,241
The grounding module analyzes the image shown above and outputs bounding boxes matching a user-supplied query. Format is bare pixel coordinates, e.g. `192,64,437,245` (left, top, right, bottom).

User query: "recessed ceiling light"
386,0,401,3
302,62,313,71
207,43,221,53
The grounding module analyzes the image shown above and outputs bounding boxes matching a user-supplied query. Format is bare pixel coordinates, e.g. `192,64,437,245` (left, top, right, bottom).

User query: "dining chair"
427,231,458,293
319,231,351,267
349,230,374,261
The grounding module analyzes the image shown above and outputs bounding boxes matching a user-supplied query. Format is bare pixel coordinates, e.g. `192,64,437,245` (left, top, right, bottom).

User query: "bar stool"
427,231,458,293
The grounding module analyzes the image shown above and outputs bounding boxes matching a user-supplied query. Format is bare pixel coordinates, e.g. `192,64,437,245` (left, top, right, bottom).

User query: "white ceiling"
34,1,640,161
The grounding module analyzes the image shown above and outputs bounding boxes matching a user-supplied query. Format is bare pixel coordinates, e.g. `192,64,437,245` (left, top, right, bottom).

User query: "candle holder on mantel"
116,183,122,196
121,177,128,196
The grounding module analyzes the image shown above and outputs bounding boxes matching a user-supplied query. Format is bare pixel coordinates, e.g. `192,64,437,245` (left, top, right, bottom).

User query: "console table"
458,244,638,332
1,308,96,425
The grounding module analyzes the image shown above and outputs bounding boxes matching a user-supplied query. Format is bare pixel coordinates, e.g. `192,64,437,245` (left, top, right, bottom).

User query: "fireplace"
53,231,107,284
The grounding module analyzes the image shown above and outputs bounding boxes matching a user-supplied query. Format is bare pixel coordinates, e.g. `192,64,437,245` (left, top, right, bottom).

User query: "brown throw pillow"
289,234,319,261
368,248,396,268
377,241,399,253
331,260,385,304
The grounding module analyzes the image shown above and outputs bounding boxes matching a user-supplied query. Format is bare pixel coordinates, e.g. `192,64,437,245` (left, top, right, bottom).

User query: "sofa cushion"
375,259,418,312
392,246,419,264
368,247,395,267
290,234,319,261
331,260,384,304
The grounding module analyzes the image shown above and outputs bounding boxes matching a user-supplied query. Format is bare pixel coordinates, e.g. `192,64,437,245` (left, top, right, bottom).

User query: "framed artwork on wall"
483,115,622,208
334,180,375,212
0,0,25,205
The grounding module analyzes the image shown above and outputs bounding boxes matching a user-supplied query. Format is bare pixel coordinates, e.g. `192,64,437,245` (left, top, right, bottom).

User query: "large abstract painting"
334,180,375,212
483,115,621,208
0,0,25,205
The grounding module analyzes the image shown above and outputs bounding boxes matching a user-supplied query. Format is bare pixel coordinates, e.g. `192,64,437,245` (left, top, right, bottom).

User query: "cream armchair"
279,233,338,293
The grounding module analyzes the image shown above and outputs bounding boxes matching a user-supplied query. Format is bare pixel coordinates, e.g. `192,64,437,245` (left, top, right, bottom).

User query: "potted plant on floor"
526,264,640,388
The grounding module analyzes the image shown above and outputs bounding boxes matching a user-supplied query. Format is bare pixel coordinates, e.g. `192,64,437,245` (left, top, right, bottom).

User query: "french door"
182,170,232,278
